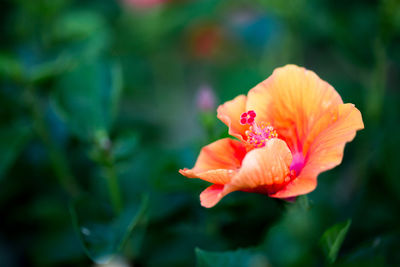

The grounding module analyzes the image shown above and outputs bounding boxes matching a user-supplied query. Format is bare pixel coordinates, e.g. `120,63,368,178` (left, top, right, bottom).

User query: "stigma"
240,110,278,148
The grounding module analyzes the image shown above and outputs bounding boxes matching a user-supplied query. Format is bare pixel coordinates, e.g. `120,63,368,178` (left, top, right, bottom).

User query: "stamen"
239,110,278,148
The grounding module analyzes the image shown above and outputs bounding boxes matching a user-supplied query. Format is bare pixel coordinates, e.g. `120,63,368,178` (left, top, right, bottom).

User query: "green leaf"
70,195,148,264
0,53,24,81
195,248,269,267
112,131,140,162
0,122,32,180
320,219,352,263
27,54,75,83
53,60,123,141
52,10,106,42
50,10,110,62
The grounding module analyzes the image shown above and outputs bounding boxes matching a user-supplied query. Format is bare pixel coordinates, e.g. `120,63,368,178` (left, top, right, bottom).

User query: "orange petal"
199,139,292,207
302,103,364,177
270,103,364,198
269,176,316,198
246,64,343,154
229,138,292,193
200,184,230,208
179,138,246,184
217,95,248,141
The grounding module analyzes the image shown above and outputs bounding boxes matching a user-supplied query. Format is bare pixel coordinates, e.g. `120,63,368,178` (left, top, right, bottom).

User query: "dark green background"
1,0,399,266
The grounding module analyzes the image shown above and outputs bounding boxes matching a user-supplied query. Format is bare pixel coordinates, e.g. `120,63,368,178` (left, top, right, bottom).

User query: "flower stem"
27,89,79,198
93,131,123,215
105,164,123,215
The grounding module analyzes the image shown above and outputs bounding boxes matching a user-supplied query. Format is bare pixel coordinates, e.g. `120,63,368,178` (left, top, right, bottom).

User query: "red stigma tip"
240,110,258,125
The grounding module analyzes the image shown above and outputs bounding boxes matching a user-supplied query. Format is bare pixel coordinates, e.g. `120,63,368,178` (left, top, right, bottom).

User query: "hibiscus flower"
180,65,364,208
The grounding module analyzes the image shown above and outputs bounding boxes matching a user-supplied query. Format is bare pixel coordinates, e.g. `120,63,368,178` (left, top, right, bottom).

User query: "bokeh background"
1,0,400,266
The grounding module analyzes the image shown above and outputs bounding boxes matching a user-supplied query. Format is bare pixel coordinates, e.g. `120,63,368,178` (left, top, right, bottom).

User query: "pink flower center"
290,152,305,176
240,110,278,148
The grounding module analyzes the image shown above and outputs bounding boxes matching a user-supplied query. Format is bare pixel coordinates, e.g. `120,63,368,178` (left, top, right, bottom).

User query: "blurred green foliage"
1,0,400,266
320,219,352,264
